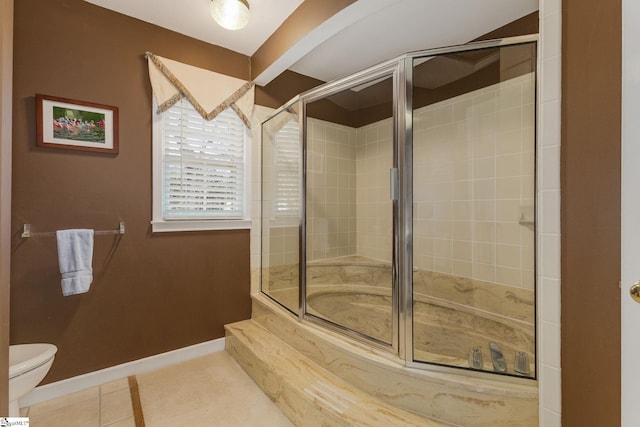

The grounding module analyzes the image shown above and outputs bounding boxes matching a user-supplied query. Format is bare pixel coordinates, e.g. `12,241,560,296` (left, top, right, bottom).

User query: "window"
152,98,251,232
272,120,300,218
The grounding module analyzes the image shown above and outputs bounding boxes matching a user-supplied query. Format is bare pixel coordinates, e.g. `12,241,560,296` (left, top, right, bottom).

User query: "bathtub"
301,255,535,375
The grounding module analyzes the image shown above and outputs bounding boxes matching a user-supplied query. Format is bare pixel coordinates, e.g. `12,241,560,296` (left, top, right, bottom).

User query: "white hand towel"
56,229,94,296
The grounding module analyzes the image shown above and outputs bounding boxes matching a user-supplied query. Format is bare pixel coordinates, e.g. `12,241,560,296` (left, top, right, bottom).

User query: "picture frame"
36,94,119,154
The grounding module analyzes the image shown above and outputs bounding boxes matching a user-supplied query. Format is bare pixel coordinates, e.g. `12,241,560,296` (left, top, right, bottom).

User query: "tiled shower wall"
413,73,535,289
304,72,535,292
306,118,357,262
355,119,394,261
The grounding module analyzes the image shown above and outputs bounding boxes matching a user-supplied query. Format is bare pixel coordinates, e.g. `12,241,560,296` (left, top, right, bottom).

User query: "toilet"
8,343,57,417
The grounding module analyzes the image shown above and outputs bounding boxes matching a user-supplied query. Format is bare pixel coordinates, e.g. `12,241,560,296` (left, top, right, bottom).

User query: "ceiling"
83,0,538,85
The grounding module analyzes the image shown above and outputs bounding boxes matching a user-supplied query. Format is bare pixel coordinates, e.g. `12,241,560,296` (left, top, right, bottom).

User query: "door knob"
630,281,640,303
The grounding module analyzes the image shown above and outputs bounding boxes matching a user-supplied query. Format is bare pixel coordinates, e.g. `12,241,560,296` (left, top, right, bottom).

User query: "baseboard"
20,337,225,408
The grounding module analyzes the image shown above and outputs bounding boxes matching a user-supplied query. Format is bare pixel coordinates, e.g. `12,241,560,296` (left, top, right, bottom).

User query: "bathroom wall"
306,118,357,261
413,73,535,289
561,0,621,424
355,119,393,261
11,0,252,383
285,70,535,291
0,0,13,414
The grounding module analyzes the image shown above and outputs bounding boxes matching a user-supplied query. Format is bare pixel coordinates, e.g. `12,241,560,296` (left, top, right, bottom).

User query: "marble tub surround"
307,255,392,288
412,297,535,374
413,269,535,323
262,255,535,375
250,294,538,426
261,262,300,312
262,262,299,291
307,290,393,344
303,288,534,374
266,255,534,322
225,319,450,427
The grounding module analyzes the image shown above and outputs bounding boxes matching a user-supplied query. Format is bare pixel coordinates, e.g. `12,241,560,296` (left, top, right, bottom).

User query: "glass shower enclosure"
261,35,537,379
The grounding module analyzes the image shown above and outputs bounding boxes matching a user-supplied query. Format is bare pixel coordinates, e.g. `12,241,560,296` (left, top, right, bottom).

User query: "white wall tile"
542,0,561,16
539,1,563,423
541,277,561,324
541,365,562,414
542,56,562,102
542,12,561,59
540,100,561,147
540,190,561,234
540,146,561,190
540,234,561,279
541,409,562,427
541,321,561,369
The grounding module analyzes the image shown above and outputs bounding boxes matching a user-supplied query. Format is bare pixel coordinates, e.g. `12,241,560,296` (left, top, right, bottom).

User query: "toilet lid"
9,343,57,379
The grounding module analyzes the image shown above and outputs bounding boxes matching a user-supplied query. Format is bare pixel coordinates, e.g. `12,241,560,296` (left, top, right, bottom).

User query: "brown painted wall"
11,0,252,383
562,0,621,425
0,0,14,415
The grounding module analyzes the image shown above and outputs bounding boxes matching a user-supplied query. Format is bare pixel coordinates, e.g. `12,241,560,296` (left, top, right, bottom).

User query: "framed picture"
36,94,119,154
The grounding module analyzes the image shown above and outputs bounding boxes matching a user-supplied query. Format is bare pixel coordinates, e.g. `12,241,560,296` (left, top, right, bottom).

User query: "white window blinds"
273,120,300,217
161,99,246,219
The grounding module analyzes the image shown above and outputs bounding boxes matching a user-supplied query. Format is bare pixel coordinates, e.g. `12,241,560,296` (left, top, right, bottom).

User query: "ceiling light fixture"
210,0,251,31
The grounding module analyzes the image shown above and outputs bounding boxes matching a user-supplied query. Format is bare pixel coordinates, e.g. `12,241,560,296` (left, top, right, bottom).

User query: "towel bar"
21,222,125,238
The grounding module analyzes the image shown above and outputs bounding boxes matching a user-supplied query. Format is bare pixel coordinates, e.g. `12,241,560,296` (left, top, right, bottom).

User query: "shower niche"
261,36,537,380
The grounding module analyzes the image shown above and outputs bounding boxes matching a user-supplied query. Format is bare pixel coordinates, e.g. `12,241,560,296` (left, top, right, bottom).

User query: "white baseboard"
20,337,225,408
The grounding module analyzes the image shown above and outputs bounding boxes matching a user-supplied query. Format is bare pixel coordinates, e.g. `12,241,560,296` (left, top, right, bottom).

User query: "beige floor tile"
28,386,99,416
28,396,99,427
103,416,136,427
100,377,129,395
100,388,133,426
137,352,294,427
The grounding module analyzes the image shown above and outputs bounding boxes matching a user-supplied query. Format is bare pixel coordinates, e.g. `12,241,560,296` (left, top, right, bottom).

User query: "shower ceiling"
82,0,538,85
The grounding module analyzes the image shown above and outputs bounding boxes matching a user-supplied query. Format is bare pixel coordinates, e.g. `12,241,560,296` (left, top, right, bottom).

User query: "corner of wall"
538,0,562,425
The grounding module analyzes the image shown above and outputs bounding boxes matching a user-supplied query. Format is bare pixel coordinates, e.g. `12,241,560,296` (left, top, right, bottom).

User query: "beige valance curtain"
145,52,254,128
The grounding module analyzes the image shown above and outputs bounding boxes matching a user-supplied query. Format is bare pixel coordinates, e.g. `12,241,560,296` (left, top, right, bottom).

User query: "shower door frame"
261,34,539,383
401,35,539,379
300,60,404,353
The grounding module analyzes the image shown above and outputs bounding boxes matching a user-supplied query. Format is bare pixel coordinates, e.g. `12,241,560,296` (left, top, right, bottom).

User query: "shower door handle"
390,168,399,201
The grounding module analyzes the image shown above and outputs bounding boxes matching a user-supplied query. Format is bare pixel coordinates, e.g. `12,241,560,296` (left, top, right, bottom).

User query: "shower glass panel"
261,103,301,314
305,73,395,346
411,43,537,378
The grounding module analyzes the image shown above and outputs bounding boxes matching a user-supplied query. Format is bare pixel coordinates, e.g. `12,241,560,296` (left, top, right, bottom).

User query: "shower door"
303,67,398,348
260,100,302,314
261,35,538,379
409,41,537,378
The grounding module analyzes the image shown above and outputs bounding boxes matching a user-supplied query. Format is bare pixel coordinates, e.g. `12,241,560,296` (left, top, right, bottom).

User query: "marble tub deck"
226,318,451,427
263,255,535,375
243,293,539,427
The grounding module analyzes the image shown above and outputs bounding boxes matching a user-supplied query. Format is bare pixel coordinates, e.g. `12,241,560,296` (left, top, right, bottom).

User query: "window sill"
151,219,252,233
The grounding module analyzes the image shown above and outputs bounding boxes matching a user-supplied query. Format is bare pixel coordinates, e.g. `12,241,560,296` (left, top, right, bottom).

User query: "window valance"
145,51,254,128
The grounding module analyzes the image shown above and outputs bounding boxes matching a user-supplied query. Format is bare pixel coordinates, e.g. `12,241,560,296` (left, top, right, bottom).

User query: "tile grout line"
128,376,146,427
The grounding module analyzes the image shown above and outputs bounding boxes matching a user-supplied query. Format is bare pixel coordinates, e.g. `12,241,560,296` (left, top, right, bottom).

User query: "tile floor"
19,351,293,427
21,377,135,427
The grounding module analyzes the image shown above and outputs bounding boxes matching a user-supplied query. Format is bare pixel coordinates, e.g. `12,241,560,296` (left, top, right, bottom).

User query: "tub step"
248,294,538,427
225,319,450,427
